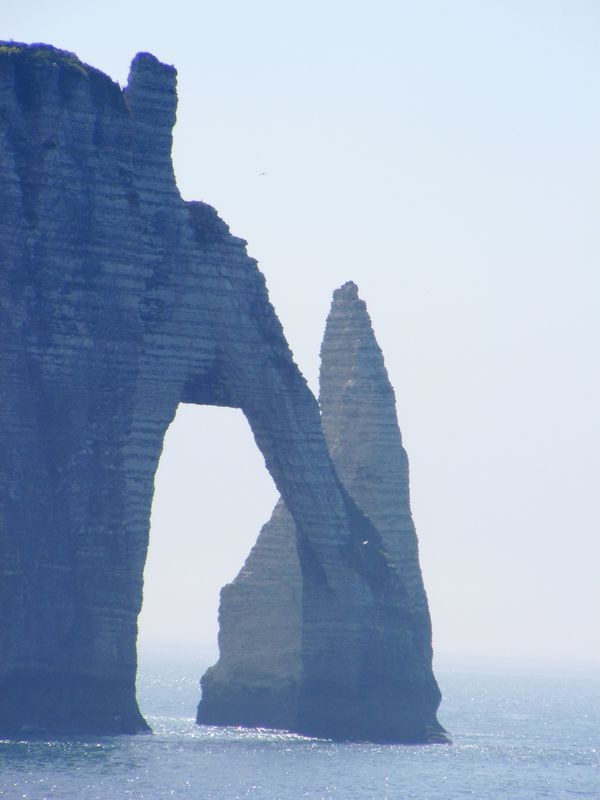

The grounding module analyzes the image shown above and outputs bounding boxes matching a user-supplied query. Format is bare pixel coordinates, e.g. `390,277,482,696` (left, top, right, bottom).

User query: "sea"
1,653,598,800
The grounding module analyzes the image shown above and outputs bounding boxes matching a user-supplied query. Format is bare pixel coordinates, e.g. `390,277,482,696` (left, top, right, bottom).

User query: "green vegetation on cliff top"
0,42,89,75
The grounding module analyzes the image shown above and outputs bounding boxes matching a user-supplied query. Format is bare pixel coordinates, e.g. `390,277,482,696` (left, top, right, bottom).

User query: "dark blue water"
1,656,598,799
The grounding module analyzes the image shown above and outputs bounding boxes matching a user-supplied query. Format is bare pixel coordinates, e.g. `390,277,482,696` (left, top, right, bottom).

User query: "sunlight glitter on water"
0,663,598,800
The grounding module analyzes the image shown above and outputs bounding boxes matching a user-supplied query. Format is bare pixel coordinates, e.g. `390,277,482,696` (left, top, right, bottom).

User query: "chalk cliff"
0,43,443,741
199,283,444,742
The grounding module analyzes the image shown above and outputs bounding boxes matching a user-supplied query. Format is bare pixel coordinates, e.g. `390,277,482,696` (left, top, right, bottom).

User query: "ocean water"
1,655,598,800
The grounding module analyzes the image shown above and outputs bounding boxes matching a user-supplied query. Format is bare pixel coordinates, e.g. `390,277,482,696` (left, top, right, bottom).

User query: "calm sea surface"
1,655,598,799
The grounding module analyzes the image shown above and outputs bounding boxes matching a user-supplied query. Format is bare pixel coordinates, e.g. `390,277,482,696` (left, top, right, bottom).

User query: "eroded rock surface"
199,283,445,742
0,43,443,741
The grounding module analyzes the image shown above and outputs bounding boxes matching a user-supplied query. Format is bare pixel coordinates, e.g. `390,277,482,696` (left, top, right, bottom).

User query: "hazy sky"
5,1,599,672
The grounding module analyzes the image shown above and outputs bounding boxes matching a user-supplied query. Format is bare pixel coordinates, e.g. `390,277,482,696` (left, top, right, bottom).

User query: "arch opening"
135,403,277,721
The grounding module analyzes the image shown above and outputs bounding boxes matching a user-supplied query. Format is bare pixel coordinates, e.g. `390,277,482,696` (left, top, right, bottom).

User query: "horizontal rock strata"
0,42,443,741
199,282,445,742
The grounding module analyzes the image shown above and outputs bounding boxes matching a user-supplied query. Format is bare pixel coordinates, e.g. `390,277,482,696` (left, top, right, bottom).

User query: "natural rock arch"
0,43,443,742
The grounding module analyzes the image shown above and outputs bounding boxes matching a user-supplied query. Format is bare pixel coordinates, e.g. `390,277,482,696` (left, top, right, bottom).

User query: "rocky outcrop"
319,282,433,652
0,43,443,741
199,283,445,742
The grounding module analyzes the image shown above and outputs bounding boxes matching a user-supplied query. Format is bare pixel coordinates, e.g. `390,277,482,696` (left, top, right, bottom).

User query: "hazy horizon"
5,1,599,673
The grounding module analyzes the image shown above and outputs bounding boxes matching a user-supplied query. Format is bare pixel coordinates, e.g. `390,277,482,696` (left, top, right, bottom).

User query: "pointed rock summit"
198,283,445,742
319,282,432,649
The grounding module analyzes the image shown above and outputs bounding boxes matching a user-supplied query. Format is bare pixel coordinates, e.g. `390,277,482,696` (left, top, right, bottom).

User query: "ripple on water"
0,668,598,800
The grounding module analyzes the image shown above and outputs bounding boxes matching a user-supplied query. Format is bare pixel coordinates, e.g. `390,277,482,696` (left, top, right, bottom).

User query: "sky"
4,1,599,673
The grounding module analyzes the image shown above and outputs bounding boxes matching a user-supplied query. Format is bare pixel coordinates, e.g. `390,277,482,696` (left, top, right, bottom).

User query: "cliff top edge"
0,41,175,84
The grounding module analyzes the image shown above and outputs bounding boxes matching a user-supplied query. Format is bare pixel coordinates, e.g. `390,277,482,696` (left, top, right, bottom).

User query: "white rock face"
0,43,443,742
200,282,444,742
319,282,432,652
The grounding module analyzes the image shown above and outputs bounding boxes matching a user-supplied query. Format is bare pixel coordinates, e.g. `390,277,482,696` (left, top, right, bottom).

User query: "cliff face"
318,282,433,653
199,283,445,742
0,43,443,741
